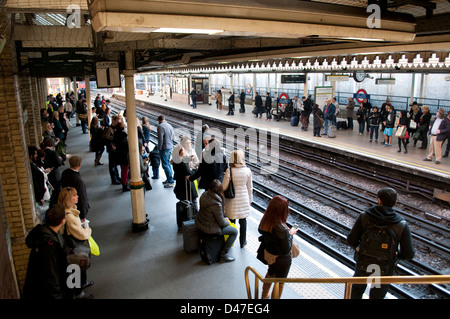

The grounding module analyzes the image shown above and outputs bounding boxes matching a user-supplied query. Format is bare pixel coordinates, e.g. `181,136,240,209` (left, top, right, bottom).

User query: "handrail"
245,266,450,299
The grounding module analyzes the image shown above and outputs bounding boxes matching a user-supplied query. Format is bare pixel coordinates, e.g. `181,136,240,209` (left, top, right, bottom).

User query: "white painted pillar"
303,73,308,97
410,74,416,108
124,50,148,232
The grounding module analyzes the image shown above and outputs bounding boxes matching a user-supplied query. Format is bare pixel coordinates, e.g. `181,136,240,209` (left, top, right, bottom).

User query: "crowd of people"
23,89,434,300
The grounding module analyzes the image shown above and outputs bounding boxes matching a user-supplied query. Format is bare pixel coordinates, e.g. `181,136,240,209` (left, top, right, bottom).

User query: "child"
368,106,381,143
383,105,396,147
313,104,323,137
149,145,161,179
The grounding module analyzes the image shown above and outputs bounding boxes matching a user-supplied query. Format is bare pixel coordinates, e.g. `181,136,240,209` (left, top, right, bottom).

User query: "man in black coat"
23,204,73,299
43,139,63,206
254,92,263,118
61,155,89,221
29,146,45,206
188,138,228,191
347,187,415,299
239,89,246,113
415,105,432,149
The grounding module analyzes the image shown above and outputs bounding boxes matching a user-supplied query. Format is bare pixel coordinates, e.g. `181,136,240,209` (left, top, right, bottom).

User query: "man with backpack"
347,187,415,299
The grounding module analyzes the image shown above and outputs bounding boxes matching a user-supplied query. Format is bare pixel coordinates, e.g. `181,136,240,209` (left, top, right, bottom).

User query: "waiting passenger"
423,108,450,164
42,121,59,145
195,179,238,263
60,156,89,221
368,106,381,143
90,117,105,167
347,187,415,299
179,135,199,170
157,115,175,188
22,204,73,299
188,138,228,192
345,97,355,130
356,103,365,135
396,110,410,154
414,105,431,149
222,149,252,248
114,122,130,192
264,92,272,120
312,104,323,137
258,195,298,299
149,145,161,179
383,104,396,147
172,146,198,211
58,187,94,299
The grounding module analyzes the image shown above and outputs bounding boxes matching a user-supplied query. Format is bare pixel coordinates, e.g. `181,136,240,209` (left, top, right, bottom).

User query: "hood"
200,190,222,210
25,224,59,249
365,205,404,225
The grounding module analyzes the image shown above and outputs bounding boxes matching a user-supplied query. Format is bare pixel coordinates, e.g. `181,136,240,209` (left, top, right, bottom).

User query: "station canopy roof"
2,0,450,76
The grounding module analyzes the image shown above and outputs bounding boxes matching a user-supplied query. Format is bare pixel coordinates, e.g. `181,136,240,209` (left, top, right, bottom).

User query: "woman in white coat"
222,149,253,248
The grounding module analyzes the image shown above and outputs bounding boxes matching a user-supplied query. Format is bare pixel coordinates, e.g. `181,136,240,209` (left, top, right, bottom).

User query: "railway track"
106,93,450,298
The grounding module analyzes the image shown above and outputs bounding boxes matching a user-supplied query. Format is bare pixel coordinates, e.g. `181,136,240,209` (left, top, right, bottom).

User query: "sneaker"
164,183,175,188
423,158,432,161
162,180,169,184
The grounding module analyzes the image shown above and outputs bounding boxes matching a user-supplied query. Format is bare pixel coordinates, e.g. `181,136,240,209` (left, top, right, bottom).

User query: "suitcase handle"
185,176,192,202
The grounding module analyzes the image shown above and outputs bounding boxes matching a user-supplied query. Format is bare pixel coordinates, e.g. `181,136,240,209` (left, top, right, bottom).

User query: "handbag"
291,241,300,258
224,168,235,199
395,126,406,137
256,236,268,265
409,121,417,129
63,233,91,270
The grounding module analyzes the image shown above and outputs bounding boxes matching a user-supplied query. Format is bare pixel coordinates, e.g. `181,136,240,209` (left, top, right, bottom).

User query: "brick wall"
0,20,37,296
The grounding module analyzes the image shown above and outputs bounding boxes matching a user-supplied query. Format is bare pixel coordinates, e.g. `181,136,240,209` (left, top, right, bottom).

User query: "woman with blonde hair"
222,149,253,248
58,187,94,299
52,110,65,141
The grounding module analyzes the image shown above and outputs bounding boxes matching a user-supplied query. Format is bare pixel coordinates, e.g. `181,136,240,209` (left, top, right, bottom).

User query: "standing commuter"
157,115,175,187
190,88,197,109
300,96,311,131
58,187,94,299
368,106,381,143
356,104,365,135
383,104,396,147
443,111,450,158
222,150,253,249
258,195,298,299
414,105,432,149
313,104,323,137
362,98,372,135
227,91,235,115
347,187,415,299
102,115,121,185
90,117,105,167
239,89,246,113
22,204,73,300
345,97,355,130
322,99,335,136
396,110,410,154
254,92,263,118
423,108,450,164
217,90,223,110
264,92,272,120
114,122,130,192
61,156,90,221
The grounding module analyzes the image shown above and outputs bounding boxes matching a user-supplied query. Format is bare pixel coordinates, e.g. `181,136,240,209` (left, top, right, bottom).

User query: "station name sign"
281,74,306,83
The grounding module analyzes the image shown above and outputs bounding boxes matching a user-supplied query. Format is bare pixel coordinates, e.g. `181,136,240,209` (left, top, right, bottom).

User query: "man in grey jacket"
157,115,175,187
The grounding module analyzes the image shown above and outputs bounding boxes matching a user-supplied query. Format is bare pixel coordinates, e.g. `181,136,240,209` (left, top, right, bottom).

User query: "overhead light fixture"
153,28,223,35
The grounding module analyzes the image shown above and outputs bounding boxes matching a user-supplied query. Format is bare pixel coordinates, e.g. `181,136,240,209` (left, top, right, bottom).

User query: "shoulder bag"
224,167,235,199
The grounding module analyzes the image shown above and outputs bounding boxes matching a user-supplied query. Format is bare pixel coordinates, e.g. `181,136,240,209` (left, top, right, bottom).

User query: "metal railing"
244,266,450,299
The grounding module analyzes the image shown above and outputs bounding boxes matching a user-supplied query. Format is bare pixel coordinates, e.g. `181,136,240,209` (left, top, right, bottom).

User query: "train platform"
62,113,384,300
116,92,450,182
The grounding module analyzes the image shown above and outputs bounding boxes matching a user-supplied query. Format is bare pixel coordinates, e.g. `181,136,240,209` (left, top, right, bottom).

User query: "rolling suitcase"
290,115,299,126
199,232,225,265
176,180,195,229
327,125,337,138
182,219,199,253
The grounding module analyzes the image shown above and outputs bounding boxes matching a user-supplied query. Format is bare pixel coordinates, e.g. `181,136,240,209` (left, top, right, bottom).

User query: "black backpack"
355,213,406,275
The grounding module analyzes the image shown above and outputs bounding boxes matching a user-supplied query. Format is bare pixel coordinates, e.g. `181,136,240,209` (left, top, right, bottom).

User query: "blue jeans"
323,118,330,134
221,225,238,252
369,126,379,141
358,122,365,134
159,148,174,183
